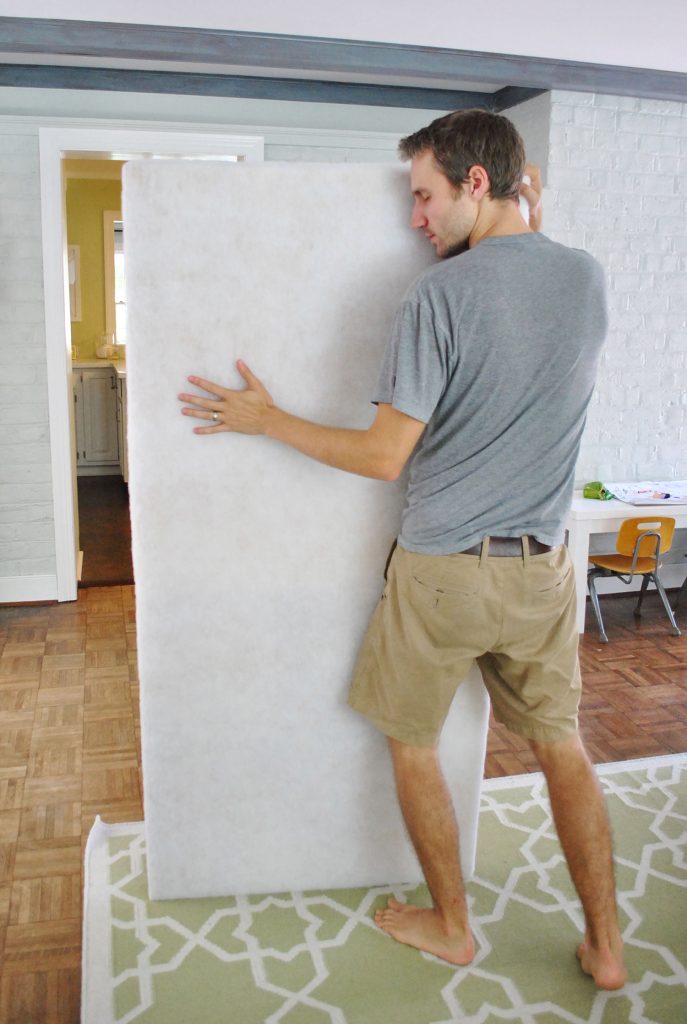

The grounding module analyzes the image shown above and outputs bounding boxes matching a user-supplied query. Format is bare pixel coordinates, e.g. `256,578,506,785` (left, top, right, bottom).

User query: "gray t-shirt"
374,232,607,554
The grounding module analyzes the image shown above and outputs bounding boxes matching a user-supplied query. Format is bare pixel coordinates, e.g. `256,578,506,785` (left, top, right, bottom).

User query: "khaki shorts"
348,541,581,747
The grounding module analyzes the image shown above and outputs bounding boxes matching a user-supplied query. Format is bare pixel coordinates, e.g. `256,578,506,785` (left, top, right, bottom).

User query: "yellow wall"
66,176,122,358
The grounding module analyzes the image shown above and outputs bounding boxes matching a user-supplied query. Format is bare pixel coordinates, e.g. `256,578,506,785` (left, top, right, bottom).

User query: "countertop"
73,357,126,379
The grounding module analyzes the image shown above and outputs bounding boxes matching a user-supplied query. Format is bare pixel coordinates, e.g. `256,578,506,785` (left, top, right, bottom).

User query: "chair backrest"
616,516,676,558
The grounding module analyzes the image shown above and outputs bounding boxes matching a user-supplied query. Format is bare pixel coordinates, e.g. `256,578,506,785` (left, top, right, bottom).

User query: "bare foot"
374,898,475,966
576,937,627,990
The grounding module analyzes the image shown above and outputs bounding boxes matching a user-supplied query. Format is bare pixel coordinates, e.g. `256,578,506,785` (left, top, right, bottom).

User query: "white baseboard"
0,575,58,604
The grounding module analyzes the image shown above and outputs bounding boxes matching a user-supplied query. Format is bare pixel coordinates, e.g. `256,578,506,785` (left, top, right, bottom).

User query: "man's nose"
410,204,426,229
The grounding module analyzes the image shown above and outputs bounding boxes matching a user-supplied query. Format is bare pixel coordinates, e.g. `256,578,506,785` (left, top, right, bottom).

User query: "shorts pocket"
530,563,573,602
410,573,478,611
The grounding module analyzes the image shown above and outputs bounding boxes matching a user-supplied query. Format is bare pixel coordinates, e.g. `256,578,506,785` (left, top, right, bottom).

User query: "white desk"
566,493,687,632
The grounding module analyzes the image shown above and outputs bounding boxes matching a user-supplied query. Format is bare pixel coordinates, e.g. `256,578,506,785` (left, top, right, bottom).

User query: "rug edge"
481,750,687,792
82,817,144,1024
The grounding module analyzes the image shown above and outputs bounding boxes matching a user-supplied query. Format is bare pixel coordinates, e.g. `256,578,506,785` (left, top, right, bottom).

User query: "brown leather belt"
460,535,556,557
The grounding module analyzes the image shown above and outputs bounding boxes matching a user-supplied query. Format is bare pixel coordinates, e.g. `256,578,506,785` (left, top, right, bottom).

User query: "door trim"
39,125,264,601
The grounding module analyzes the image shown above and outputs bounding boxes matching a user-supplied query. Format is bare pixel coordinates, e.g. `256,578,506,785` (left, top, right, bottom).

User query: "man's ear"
466,164,491,200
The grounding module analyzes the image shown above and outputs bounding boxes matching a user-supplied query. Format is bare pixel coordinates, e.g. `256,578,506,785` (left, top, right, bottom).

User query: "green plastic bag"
583,481,614,500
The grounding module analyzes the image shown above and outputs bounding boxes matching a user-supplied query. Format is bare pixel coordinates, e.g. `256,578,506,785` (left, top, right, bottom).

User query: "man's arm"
179,360,426,481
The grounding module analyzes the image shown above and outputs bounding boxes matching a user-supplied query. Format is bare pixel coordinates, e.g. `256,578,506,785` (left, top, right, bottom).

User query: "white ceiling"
0,0,685,74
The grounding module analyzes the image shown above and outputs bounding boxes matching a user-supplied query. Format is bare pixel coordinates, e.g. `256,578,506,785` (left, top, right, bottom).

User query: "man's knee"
529,730,588,771
387,734,439,763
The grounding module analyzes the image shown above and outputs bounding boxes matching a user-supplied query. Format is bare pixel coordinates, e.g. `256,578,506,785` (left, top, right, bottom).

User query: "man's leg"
530,732,627,990
374,737,475,965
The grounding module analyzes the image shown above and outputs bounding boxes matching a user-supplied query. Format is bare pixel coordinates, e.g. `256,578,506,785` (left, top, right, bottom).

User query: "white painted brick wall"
0,126,54,588
546,91,687,484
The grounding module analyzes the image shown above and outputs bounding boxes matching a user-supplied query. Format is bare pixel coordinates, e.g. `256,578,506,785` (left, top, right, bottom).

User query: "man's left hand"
179,360,274,435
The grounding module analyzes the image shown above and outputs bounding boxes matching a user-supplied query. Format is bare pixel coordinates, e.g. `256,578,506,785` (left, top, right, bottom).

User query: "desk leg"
567,521,591,633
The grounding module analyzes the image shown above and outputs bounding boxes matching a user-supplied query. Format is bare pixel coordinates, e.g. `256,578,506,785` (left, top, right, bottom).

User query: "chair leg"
651,573,682,637
634,574,651,618
587,570,609,643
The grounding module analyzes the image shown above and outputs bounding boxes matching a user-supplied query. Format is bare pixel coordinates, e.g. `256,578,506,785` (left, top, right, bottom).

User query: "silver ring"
212,411,219,423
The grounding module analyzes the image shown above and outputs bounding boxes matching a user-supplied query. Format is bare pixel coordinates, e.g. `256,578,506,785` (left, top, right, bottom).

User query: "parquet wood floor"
0,587,141,1024
0,585,685,1023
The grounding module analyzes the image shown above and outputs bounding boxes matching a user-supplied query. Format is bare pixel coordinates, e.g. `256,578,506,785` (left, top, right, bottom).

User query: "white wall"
544,91,687,484
0,90,448,601
0,88,447,136
543,90,687,578
0,128,55,592
1,0,686,73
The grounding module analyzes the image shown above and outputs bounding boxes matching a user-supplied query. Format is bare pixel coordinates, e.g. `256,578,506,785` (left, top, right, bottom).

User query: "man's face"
409,149,476,259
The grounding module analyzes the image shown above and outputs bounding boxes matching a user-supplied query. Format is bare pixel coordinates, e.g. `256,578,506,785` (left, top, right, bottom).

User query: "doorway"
63,156,131,586
39,126,264,601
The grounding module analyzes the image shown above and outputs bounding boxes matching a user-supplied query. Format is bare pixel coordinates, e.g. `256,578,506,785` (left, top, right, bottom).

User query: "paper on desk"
605,481,687,504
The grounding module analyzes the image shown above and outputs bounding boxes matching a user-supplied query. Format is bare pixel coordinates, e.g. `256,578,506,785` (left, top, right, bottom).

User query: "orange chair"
587,516,681,643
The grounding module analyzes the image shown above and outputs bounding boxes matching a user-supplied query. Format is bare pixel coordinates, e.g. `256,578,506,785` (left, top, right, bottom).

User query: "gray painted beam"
0,17,685,103
492,86,550,111
6,17,522,81
0,64,507,110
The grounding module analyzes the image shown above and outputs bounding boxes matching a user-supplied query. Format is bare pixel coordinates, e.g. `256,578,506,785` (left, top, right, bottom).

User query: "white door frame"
39,126,264,602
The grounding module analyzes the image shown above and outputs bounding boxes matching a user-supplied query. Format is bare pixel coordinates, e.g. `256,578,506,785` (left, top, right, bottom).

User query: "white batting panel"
123,160,489,899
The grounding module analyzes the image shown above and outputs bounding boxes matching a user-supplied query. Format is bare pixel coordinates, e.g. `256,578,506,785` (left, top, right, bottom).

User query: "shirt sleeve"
373,296,451,424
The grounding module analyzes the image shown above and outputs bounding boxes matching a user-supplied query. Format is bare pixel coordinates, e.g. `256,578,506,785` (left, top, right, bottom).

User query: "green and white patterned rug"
82,754,687,1024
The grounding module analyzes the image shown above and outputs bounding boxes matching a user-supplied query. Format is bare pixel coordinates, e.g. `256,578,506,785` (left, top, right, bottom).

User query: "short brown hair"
398,109,525,202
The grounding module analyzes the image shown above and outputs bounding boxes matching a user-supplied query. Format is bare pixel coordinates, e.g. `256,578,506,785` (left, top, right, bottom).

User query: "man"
178,109,627,991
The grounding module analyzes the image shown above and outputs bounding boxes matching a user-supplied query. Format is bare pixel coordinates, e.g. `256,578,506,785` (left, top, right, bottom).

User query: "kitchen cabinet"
116,373,128,483
73,365,120,473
